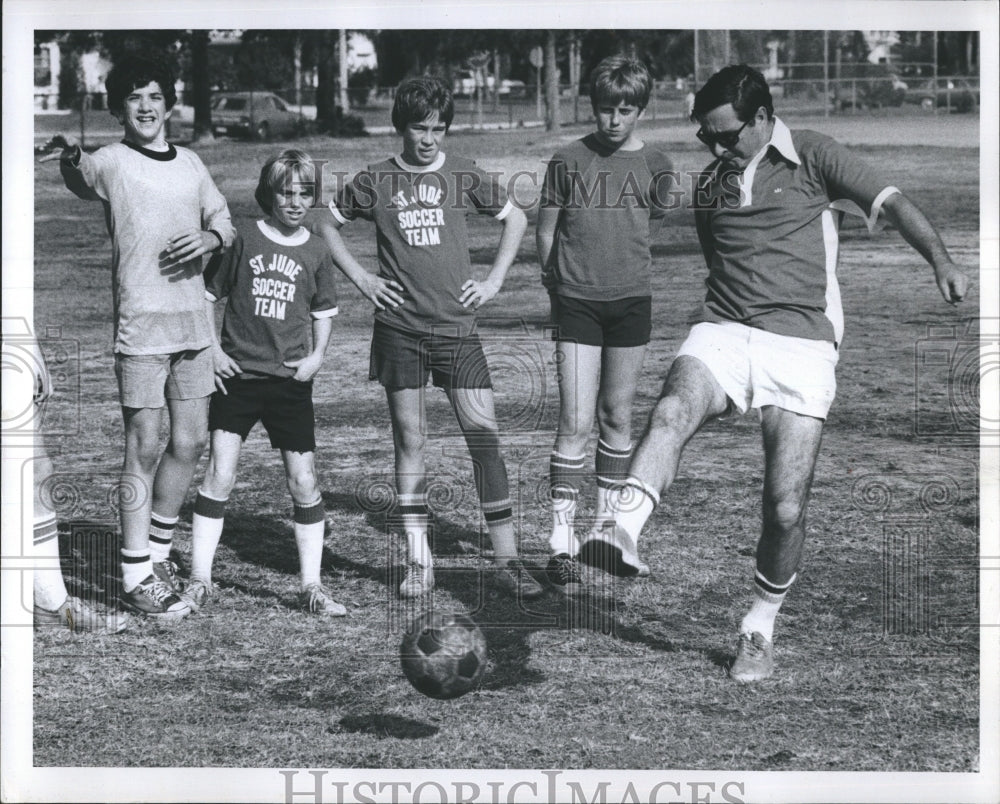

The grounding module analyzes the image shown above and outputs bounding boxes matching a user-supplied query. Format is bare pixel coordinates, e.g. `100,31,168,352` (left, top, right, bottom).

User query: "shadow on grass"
337,713,439,739
170,492,723,689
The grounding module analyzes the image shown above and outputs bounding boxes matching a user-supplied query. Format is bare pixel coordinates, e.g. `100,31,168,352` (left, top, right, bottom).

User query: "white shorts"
676,322,839,419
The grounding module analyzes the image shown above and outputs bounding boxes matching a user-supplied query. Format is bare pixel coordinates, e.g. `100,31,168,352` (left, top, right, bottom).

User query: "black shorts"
369,321,493,390
550,294,652,347
209,376,316,453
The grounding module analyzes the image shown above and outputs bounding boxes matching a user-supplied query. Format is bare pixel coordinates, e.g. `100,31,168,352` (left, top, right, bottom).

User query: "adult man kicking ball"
579,64,969,682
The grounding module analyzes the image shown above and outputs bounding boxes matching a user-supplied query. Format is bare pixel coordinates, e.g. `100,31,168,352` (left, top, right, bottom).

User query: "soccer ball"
400,610,488,699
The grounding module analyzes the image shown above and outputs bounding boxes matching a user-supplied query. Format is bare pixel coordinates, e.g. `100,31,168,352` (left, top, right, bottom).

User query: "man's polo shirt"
693,117,899,345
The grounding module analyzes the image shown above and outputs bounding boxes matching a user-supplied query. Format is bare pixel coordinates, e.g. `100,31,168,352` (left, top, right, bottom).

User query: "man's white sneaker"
730,631,775,683
579,522,648,577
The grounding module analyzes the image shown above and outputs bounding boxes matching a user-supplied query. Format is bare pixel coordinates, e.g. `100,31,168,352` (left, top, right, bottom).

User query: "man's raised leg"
731,405,824,683
579,355,729,575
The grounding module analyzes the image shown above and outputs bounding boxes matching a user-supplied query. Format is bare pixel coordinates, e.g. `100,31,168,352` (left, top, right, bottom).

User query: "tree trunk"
491,47,499,114
544,30,560,132
339,30,350,111
293,33,302,107
316,30,337,131
190,30,214,143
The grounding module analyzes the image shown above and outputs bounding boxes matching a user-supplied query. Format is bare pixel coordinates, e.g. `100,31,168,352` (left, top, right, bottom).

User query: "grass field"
29,114,982,776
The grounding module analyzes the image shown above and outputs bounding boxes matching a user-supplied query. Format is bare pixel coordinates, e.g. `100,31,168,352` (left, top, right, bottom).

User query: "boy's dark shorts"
209,376,316,453
550,294,652,347
369,321,493,390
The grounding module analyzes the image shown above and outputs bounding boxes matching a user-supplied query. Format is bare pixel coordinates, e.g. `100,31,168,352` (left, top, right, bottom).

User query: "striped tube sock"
396,493,431,567
149,512,178,563
121,548,153,592
33,513,68,611
549,451,586,555
611,477,660,546
739,570,797,642
482,498,516,562
595,440,632,524
294,499,326,589
191,492,227,583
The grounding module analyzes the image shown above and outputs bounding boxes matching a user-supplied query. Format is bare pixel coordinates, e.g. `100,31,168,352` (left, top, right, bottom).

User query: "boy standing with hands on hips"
315,77,543,600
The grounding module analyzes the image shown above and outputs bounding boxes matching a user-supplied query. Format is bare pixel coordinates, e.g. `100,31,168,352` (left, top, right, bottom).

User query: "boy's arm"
312,216,404,310
535,205,560,286
164,158,235,271
880,192,970,304
203,247,243,394
284,315,334,382
38,135,102,201
460,205,528,309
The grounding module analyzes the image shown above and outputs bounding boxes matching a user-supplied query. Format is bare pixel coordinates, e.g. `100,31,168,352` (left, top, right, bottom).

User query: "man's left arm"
881,192,970,305
819,135,970,305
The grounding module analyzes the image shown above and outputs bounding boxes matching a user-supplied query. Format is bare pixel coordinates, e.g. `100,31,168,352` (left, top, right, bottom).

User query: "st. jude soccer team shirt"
329,152,514,337
204,220,338,377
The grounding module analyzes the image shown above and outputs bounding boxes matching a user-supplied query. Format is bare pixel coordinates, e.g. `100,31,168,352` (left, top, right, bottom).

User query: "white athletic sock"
612,477,660,545
399,494,431,567
33,513,68,611
595,440,632,524
148,512,178,563
121,548,153,592
294,500,326,589
739,571,797,642
190,491,227,584
549,451,585,556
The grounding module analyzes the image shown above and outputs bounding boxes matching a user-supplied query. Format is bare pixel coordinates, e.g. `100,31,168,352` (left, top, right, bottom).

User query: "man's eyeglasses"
696,117,751,150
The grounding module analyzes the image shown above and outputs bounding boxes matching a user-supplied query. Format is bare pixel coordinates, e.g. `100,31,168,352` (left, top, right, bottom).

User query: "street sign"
529,46,544,69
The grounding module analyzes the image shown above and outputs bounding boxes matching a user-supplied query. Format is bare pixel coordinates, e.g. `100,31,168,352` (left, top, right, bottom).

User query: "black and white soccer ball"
400,610,488,699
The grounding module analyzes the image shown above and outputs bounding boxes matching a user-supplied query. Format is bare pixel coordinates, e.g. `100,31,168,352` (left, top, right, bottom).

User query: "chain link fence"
35,74,979,148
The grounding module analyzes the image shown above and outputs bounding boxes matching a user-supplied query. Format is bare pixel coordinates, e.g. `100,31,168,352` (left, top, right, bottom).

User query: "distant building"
34,39,112,111
34,41,60,110
863,31,901,65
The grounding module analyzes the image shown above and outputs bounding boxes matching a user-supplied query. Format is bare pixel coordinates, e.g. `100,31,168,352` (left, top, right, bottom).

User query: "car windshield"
213,97,247,111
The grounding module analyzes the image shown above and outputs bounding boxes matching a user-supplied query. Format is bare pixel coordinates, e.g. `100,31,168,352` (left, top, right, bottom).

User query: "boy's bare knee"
396,430,427,457
203,464,237,498
596,404,630,439
125,437,161,474
170,432,208,464
287,470,319,503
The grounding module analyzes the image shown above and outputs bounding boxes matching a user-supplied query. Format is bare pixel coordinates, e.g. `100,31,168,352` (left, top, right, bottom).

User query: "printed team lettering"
392,183,445,246
248,251,302,320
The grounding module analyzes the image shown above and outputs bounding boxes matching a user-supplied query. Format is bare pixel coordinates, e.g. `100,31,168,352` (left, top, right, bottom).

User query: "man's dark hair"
391,76,454,133
692,64,773,122
106,54,178,114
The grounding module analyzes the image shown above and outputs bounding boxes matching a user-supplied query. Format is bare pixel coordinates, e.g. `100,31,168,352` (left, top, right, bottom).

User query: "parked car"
831,72,907,110
211,91,301,140
903,78,979,113
498,79,527,98
452,71,526,98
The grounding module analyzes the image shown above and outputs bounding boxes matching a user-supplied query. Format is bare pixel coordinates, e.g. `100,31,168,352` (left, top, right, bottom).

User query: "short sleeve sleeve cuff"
494,199,516,221
327,200,350,226
829,185,900,233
